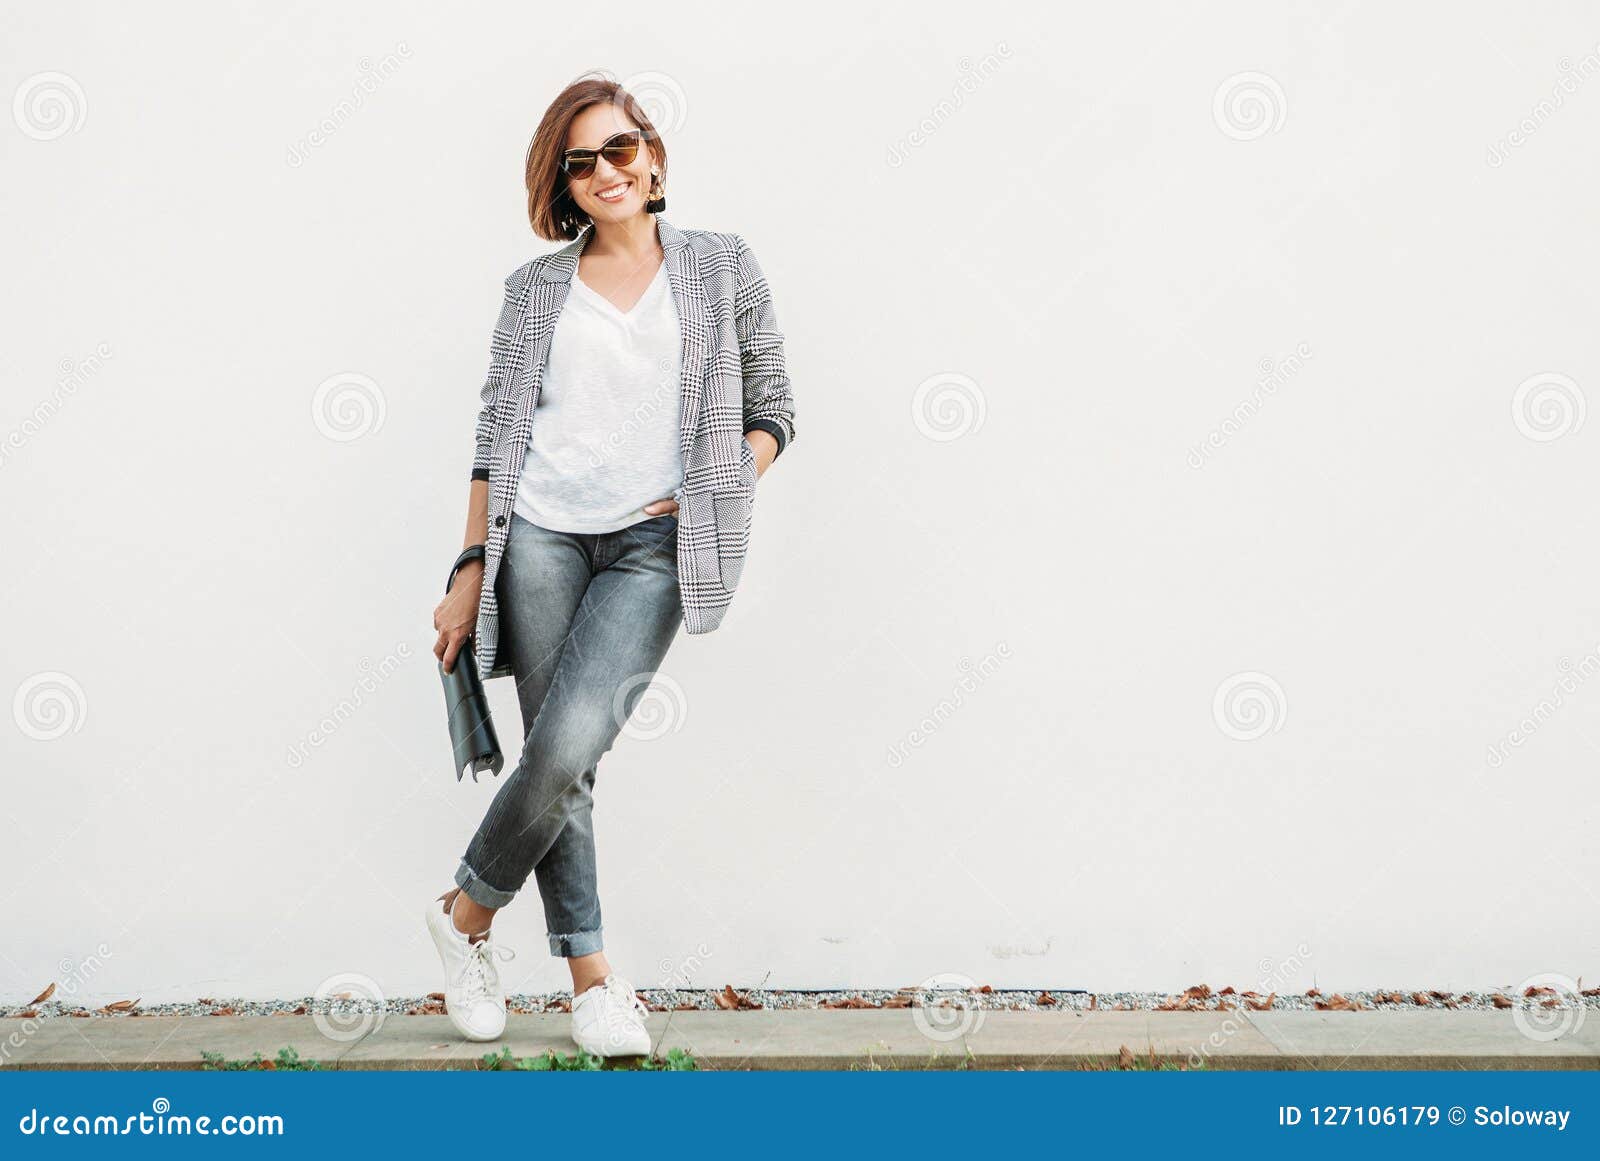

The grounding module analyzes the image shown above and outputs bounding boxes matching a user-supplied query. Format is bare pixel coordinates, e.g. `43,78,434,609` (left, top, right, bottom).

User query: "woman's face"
564,103,656,226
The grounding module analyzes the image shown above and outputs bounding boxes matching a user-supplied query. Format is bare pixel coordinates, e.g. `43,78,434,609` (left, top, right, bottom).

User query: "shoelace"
603,975,649,1027
455,937,515,1004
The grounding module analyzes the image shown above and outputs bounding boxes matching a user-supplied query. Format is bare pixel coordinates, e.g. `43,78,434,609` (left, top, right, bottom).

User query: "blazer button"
494,515,506,527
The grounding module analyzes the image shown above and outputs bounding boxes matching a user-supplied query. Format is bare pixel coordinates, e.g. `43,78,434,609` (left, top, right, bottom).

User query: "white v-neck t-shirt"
512,262,685,533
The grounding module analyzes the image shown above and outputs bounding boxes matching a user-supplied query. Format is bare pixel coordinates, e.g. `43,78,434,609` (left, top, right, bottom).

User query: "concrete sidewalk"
3,1010,1597,1070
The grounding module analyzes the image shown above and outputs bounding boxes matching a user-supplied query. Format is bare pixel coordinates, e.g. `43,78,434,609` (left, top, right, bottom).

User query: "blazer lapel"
658,217,710,461
526,217,708,463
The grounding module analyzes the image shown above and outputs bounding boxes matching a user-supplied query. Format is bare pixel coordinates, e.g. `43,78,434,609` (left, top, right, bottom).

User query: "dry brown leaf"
1525,985,1556,997
1088,994,1099,1011
197,997,215,1005
1305,987,1322,998
428,992,445,1002
978,984,993,994
713,984,760,1011
1491,994,1513,1009
884,995,912,1009
1037,991,1056,1006
1117,1044,1134,1070
17,1010,38,1019
28,984,56,1006
101,999,139,1013
1244,992,1276,1011
209,1006,236,1016
1410,992,1431,1006
1183,984,1212,1001
1218,986,1236,996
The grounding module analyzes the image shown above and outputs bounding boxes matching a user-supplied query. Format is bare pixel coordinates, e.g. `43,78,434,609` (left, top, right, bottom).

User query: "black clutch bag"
440,546,504,782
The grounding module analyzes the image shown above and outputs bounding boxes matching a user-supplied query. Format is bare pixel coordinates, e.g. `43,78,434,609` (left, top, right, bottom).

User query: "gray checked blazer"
467,216,797,681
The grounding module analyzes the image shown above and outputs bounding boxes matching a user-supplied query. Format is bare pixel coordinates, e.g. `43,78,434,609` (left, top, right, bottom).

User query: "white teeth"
597,182,630,201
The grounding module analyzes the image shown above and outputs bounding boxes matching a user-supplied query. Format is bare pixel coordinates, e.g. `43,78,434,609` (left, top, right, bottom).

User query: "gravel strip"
4,986,1596,1020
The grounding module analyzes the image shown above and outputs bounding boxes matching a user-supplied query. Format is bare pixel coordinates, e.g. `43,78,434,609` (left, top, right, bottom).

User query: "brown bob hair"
524,74,668,241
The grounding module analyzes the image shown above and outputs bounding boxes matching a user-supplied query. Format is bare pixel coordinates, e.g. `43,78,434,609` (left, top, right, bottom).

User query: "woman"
428,74,796,1056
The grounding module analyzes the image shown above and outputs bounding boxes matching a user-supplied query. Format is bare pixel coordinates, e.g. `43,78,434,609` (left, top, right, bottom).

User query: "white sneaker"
571,974,652,1057
424,896,514,1042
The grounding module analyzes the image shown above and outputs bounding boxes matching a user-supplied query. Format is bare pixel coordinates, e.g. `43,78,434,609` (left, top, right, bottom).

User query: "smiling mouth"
595,180,631,203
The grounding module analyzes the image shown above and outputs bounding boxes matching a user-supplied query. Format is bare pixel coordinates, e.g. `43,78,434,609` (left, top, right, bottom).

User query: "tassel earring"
645,167,666,213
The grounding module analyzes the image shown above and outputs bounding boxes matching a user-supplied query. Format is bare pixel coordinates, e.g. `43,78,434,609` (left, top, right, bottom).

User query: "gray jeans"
455,511,683,957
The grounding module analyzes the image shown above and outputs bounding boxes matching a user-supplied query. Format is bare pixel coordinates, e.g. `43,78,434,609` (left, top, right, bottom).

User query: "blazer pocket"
712,491,752,592
712,438,759,592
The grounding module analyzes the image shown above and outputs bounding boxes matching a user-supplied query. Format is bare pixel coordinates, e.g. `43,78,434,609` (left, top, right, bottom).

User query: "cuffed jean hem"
454,859,517,909
549,929,604,958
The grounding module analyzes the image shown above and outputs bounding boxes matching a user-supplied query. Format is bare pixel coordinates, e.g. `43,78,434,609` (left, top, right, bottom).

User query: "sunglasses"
560,129,644,180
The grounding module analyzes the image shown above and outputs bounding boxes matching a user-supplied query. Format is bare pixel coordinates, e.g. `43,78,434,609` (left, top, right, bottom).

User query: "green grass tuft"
477,1045,697,1071
199,1046,323,1071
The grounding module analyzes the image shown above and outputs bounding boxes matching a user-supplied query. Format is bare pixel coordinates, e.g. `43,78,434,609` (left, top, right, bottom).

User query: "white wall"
3,0,1596,1005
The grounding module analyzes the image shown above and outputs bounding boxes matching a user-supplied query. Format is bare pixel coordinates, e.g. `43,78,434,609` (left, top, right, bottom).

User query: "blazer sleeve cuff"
744,418,789,458
470,467,491,482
